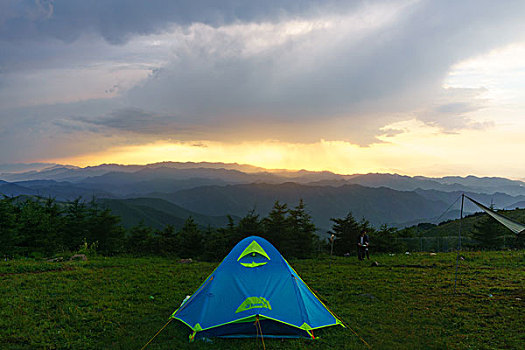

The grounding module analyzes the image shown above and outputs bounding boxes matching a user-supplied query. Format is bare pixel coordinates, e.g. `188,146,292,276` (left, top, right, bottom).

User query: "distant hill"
2,172,525,230
2,180,114,201
2,162,525,196
415,208,525,238
97,198,235,229
0,162,267,182
436,175,525,192
3,162,525,232
342,173,469,192
79,167,283,195
0,162,58,174
149,183,449,230
0,164,137,182
413,189,525,213
505,201,525,209
0,181,37,197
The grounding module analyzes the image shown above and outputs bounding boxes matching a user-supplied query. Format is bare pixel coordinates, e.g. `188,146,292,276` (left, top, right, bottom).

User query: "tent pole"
453,194,464,294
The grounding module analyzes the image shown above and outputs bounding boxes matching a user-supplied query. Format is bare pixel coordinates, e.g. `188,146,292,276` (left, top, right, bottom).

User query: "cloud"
1,0,525,162
0,0,361,44
0,99,118,162
78,107,190,136
120,1,525,144
416,87,492,131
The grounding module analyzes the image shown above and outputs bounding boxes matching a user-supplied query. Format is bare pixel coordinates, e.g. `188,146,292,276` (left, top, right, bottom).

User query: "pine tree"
236,210,264,240
329,212,360,255
0,197,18,257
17,198,62,256
156,224,177,255
63,198,89,251
127,222,154,255
86,201,125,255
263,201,290,254
288,199,316,258
202,226,231,261
471,213,505,250
178,217,203,258
371,224,404,253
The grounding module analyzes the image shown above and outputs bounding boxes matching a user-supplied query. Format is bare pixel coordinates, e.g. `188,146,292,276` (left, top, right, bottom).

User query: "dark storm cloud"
78,108,190,135
0,99,117,161
123,0,525,144
0,0,359,44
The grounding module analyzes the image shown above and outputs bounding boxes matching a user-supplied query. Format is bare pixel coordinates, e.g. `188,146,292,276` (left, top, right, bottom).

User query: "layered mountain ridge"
1,162,524,230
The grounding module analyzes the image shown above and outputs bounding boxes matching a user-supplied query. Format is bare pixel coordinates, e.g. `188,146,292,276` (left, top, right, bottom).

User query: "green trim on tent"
235,297,272,313
237,240,271,261
300,322,313,330
173,311,341,338
174,314,260,333
173,317,194,331
240,261,268,268
258,314,340,332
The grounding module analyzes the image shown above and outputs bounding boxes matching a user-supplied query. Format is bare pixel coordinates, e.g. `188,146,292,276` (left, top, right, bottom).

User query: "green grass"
1,251,524,349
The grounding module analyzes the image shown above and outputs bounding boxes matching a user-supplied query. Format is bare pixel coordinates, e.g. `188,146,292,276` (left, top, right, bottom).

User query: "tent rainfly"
171,236,344,341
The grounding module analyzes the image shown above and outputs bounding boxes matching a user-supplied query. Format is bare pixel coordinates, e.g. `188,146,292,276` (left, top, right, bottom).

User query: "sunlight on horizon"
45,119,525,179
39,41,525,180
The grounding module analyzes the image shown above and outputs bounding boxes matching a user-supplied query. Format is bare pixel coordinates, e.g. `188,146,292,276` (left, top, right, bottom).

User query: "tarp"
465,195,525,235
171,236,344,340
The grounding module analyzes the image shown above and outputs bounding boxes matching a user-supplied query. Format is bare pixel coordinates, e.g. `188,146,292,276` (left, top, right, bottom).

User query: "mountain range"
1,162,525,231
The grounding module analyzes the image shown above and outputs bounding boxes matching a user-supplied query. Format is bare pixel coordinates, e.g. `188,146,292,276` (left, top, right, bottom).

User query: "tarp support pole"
329,234,335,268
454,194,464,294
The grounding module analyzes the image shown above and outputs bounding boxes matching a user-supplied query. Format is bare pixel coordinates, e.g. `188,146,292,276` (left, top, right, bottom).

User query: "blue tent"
171,236,344,341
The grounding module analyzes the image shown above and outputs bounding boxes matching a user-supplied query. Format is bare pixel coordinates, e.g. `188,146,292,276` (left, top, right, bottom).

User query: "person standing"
357,231,370,260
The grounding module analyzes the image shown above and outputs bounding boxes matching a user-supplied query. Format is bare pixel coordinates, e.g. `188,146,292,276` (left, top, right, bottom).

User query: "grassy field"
1,251,524,349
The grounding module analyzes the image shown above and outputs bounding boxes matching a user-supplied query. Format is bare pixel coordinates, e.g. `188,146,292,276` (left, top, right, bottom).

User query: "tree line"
0,196,520,260
0,197,322,260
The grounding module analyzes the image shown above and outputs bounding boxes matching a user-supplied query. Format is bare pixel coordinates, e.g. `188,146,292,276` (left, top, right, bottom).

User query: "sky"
1,0,525,178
